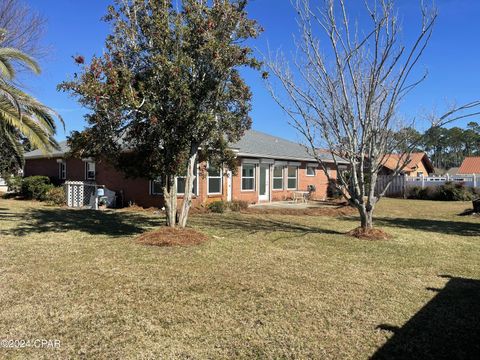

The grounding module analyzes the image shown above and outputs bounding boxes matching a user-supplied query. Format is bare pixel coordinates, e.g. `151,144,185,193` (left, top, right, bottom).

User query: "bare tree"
0,0,46,58
266,0,480,232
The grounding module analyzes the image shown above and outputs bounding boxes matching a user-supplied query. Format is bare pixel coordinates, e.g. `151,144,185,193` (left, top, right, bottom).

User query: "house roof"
458,157,480,174
24,129,346,163
381,152,434,174
24,141,70,159
231,130,345,162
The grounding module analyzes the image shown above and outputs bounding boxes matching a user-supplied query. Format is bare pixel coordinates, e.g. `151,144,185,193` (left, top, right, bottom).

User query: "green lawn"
0,198,479,359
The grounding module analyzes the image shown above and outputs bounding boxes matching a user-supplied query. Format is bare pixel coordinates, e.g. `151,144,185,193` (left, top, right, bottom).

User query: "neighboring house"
380,152,434,177
458,157,480,175
23,130,346,208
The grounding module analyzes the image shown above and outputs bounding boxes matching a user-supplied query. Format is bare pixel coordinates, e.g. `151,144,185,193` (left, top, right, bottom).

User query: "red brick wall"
24,157,337,208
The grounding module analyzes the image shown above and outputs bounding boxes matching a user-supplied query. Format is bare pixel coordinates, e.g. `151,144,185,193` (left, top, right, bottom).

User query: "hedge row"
9,176,66,205
407,182,480,201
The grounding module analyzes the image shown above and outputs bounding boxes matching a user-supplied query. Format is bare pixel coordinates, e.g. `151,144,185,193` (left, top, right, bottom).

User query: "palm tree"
0,45,62,173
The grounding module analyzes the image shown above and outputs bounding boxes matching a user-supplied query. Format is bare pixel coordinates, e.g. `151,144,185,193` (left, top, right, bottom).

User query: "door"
259,164,270,201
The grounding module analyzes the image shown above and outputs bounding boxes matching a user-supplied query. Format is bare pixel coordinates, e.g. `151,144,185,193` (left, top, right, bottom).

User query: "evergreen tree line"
395,122,480,170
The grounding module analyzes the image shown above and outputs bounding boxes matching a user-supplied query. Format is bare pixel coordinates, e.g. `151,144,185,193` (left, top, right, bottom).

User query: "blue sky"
25,0,480,142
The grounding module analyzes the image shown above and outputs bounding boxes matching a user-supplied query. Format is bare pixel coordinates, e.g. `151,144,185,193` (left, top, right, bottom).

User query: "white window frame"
306,165,316,177
59,160,67,180
150,178,163,195
85,161,95,180
241,163,256,191
207,163,223,195
272,165,284,190
287,166,298,190
176,163,199,196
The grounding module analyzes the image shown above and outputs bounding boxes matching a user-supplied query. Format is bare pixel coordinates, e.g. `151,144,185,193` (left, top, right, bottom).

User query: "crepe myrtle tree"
59,0,261,228
266,0,480,230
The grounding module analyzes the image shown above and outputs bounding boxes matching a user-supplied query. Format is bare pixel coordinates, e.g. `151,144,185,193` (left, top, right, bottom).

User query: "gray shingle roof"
24,129,343,163
24,141,70,159
231,130,342,163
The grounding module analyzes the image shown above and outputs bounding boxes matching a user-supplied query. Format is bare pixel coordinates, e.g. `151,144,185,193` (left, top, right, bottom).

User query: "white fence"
376,174,480,197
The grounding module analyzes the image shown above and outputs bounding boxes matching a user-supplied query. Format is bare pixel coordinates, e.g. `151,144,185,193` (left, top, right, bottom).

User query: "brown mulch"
135,227,208,247
244,204,356,217
347,227,391,240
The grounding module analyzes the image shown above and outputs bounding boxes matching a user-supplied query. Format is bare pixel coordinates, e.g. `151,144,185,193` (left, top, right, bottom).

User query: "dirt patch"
245,205,356,217
347,227,391,240
135,227,208,247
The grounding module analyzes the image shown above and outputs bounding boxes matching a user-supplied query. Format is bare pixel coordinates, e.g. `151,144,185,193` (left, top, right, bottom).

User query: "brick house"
24,130,346,208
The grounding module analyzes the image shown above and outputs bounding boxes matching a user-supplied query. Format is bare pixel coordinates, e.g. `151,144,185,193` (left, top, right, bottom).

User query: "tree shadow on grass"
374,217,480,237
193,214,343,239
372,275,480,360
1,207,162,238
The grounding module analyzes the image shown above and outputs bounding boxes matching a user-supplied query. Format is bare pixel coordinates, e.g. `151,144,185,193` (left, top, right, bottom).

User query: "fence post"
474,174,477,188
421,174,425,189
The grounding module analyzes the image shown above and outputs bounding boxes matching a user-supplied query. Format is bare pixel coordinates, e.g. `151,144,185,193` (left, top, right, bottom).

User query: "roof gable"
382,152,434,173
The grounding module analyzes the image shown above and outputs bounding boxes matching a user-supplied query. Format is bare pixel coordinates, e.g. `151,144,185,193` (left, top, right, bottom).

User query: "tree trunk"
163,175,177,228
178,151,198,228
359,207,374,229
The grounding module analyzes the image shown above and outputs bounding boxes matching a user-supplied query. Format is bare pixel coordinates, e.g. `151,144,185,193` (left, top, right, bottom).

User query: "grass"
0,198,479,359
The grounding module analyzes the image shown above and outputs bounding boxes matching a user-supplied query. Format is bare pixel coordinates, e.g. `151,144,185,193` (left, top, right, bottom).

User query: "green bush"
407,182,477,201
45,186,66,206
21,176,54,201
436,182,476,201
208,200,226,213
228,200,249,212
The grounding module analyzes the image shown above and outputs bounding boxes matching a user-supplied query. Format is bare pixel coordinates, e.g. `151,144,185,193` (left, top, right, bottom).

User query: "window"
177,164,198,195
241,164,255,191
207,164,223,194
273,165,284,190
85,161,95,180
287,166,298,189
417,171,424,177
59,160,66,180
150,178,163,195
306,165,316,176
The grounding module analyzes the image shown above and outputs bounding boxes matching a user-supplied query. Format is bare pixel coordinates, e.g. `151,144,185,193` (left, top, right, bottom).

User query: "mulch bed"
347,227,391,240
136,227,208,247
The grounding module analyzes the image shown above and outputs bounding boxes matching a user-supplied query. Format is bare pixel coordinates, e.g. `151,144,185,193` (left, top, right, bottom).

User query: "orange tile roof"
381,152,430,173
458,157,480,174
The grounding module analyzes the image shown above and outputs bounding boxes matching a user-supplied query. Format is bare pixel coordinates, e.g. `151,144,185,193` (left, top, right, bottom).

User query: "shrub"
21,176,54,201
327,179,343,199
407,182,477,201
228,200,249,212
436,182,475,201
45,187,66,206
208,200,226,213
